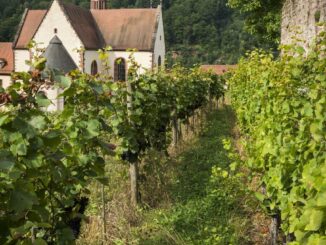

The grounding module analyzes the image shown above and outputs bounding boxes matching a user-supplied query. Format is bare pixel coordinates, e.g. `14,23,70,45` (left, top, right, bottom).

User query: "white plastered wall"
33,0,82,68
29,0,82,111
0,75,11,88
84,50,102,74
153,7,166,68
14,50,30,72
108,51,153,79
46,87,64,111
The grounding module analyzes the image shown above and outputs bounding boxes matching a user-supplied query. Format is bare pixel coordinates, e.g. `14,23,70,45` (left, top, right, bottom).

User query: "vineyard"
0,51,225,244
0,34,325,245
229,36,326,244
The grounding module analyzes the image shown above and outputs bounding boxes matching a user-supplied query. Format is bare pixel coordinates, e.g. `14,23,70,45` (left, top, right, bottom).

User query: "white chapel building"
0,0,165,91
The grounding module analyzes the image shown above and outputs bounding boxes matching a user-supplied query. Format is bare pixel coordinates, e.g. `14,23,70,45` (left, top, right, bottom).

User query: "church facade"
0,0,165,92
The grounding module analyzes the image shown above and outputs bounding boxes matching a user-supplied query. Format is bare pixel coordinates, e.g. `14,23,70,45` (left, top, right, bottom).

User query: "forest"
0,0,277,65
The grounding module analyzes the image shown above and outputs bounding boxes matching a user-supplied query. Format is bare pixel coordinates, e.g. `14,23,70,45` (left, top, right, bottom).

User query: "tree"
227,0,283,43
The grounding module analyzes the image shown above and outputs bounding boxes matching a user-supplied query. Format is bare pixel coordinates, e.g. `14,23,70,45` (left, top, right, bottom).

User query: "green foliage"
229,36,326,243
107,59,224,160
0,59,114,243
0,46,224,243
227,0,283,43
164,0,275,66
0,0,275,66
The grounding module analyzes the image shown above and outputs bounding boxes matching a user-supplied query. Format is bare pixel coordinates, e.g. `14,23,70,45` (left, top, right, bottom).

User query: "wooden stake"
126,79,140,206
178,120,182,142
101,184,107,243
270,215,279,245
129,161,139,206
172,114,178,148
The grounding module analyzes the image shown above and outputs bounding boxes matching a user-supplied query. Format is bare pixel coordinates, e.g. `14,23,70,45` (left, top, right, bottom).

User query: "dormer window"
0,59,7,69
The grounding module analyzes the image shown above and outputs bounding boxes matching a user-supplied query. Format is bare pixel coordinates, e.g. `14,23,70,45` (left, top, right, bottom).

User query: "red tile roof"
201,65,237,75
0,43,14,75
91,8,159,51
15,10,47,49
14,2,160,51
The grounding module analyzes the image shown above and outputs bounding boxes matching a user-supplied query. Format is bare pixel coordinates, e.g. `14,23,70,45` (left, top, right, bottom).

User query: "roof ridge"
13,8,29,48
59,1,104,49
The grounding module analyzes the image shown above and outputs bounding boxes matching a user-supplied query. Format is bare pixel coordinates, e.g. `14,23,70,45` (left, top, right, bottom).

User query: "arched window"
158,56,162,68
91,60,98,75
114,58,126,82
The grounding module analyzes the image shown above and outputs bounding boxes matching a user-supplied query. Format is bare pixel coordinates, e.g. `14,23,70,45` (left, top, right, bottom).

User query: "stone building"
0,0,166,110
281,0,326,48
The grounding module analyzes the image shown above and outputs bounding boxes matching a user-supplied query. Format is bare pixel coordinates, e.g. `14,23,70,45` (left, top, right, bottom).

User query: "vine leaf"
304,209,324,231
36,93,51,107
9,190,38,212
0,160,14,170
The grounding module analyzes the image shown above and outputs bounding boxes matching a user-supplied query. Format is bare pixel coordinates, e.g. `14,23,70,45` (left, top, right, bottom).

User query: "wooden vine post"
178,120,183,142
172,109,178,148
101,183,107,243
270,215,279,245
126,79,139,206
209,90,213,112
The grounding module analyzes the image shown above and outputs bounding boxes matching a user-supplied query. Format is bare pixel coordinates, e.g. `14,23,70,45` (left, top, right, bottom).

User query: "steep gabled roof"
14,10,47,49
59,2,104,49
14,0,160,51
0,43,14,75
43,36,77,73
91,8,159,51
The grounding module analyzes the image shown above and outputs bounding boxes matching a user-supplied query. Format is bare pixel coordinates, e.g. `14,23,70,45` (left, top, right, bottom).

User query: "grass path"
77,105,269,244
132,105,268,244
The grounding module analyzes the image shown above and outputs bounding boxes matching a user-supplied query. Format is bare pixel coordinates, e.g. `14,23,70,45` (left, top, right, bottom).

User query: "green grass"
77,105,266,245
131,106,256,245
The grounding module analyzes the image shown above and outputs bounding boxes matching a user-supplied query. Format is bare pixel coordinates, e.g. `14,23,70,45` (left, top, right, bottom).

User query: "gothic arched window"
91,60,98,75
158,56,162,68
114,58,126,82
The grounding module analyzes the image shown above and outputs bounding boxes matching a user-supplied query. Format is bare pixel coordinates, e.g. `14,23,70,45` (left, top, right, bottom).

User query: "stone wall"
281,0,326,48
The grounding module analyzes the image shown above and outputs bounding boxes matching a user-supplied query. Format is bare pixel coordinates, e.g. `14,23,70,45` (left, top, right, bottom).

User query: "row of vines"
0,52,224,244
229,36,325,244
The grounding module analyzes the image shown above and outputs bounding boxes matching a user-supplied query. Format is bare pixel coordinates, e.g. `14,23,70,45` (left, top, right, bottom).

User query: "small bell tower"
90,0,106,10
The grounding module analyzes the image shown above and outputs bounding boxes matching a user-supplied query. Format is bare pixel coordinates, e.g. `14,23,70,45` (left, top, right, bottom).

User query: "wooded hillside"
0,0,276,65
